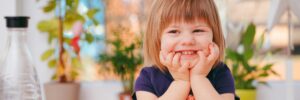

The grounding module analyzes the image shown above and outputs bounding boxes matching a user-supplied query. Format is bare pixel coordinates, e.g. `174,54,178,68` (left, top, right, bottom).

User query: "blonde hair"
143,0,225,71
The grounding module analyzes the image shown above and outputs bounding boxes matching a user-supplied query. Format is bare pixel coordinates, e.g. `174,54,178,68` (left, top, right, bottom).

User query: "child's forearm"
158,80,190,100
190,75,221,100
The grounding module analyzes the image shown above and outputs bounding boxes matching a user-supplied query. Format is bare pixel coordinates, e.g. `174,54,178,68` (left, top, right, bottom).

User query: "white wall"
0,0,17,60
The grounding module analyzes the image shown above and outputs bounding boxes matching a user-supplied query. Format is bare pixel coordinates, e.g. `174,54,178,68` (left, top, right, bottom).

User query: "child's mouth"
175,50,198,59
178,51,197,55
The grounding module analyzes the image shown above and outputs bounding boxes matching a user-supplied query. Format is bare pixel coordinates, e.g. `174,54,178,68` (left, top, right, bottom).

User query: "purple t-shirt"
132,62,239,100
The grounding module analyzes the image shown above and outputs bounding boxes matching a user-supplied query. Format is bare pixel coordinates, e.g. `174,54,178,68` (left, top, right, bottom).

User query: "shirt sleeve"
213,63,236,94
132,67,156,99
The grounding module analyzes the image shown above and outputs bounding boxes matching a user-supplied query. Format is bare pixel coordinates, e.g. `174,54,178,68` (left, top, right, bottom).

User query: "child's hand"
190,42,219,77
160,51,191,81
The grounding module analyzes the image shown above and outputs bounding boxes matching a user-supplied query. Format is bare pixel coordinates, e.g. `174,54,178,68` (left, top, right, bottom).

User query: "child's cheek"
197,45,210,57
161,41,173,55
160,50,168,60
198,38,212,56
160,46,168,58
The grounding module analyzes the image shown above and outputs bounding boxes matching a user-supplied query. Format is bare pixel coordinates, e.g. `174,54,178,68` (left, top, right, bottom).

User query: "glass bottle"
0,16,42,100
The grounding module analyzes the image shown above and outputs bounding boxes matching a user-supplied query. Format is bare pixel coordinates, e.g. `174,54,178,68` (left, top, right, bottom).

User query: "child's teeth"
182,51,194,55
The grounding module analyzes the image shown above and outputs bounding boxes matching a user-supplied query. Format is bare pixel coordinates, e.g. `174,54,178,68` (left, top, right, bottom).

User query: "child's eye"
193,29,205,33
168,30,180,34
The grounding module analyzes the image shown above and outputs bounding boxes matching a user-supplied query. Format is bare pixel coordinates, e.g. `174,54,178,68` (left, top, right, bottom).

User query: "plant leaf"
91,18,99,25
243,48,254,61
232,63,239,77
259,73,269,77
225,48,239,61
271,70,280,76
48,59,57,68
70,70,79,79
85,33,94,44
37,19,59,32
51,74,58,80
74,0,79,9
262,64,273,71
87,8,100,19
64,37,72,44
66,0,72,7
47,31,58,43
64,10,85,30
41,49,55,61
43,0,56,13
71,58,81,69
242,23,256,48
256,33,265,49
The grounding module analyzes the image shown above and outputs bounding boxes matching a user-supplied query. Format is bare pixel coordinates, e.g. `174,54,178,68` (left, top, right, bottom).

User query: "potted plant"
225,23,279,100
98,28,143,100
37,0,100,100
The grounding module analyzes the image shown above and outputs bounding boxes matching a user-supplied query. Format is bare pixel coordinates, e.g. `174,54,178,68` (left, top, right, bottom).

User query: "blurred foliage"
37,0,100,82
98,27,143,93
225,23,280,89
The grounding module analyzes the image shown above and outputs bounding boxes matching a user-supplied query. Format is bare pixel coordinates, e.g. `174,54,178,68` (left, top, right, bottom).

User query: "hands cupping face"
190,42,220,77
160,42,220,80
159,51,191,81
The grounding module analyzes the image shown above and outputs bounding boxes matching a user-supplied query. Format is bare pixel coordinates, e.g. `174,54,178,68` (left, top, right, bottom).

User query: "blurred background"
0,0,299,100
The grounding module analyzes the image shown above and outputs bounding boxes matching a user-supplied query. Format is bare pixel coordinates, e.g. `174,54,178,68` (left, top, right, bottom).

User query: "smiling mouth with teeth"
175,51,197,55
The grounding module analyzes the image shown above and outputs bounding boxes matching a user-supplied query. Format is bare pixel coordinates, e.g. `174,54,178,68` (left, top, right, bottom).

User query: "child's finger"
159,51,167,65
165,52,175,67
178,61,190,73
207,43,219,62
195,50,206,67
190,58,198,68
172,53,181,69
197,50,206,62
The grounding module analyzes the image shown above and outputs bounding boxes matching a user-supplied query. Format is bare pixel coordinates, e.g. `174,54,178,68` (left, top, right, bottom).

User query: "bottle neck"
1,27,32,68
7,28,28,44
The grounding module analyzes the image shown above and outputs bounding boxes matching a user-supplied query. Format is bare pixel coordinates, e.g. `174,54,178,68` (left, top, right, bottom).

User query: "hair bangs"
160,0,211,32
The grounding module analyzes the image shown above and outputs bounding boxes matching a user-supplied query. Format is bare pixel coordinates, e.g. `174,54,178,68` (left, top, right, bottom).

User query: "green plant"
225,23,279,89
98,28,143,94
37,0,100,82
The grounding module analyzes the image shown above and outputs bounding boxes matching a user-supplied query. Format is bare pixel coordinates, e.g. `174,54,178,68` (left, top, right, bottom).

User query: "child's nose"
180,33,196,46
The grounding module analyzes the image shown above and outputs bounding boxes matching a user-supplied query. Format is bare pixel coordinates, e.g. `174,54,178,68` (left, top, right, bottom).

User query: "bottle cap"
5,16,30,28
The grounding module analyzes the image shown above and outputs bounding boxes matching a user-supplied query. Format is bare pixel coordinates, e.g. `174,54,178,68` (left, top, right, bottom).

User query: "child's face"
160,20,213,67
